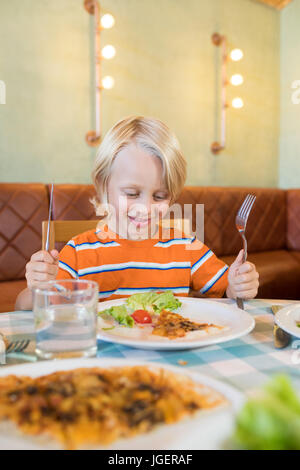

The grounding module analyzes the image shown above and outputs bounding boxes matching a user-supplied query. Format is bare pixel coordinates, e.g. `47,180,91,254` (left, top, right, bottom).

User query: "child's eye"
154,194,168,201
125,192,139,198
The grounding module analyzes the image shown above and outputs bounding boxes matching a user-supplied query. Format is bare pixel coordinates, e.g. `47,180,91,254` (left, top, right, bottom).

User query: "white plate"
275,303,300,338
0,358,244,450
97,297,255,350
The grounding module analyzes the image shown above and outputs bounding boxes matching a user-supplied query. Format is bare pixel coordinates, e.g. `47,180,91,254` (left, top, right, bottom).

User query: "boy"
15,116,258,310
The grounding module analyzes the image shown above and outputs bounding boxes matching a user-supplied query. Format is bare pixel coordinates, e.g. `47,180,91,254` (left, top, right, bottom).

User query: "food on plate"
98,291,182,324
131,310,152,324
98,291,224,340
0,365,228,449
152,310,223,340
125,290,182,314
99,304,134,328
232,375,300,450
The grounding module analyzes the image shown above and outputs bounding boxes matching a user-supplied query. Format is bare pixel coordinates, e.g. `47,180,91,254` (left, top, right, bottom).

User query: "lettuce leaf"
151,291,182,313
125,291,158,312
233,375,300,450
98,291,181,328
126,290,181,314
98,305,134,328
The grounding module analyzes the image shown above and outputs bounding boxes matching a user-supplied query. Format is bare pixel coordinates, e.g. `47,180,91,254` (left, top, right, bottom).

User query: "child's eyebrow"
120,184,168,193
120,184,140,189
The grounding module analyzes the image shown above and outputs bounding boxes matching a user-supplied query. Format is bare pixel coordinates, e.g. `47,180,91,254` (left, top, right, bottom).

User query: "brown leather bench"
179,187,300,300
0,183,299,312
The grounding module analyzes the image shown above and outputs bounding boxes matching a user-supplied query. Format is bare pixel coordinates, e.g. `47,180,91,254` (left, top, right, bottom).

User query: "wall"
279,0,300,188
0,0,93,184
0,0,280,187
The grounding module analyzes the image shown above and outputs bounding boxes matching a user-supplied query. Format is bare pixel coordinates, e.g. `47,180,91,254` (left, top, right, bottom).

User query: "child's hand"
226,249,259,300
25,250,59,289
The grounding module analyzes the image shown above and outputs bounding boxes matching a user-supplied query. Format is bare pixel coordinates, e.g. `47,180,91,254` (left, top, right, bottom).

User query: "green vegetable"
98,291,181,329
126,290,181,314
98,305,134,328
125,291,158,312
233,375,300,450
297,322,300,328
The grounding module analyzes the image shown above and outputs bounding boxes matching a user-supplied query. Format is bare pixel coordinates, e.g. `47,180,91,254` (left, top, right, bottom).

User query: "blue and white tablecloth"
1,298,299,394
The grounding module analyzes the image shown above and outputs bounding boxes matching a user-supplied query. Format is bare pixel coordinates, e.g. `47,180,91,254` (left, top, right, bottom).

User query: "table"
1,298,299,394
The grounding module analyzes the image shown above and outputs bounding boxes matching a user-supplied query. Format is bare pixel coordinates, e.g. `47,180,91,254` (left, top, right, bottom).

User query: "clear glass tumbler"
32,280,98,359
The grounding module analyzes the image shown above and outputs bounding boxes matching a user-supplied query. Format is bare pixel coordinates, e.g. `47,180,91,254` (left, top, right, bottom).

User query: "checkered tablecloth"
1,298,299,394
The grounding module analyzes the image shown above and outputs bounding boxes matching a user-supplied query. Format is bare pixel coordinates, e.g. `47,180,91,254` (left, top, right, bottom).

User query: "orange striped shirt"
56,223,229,302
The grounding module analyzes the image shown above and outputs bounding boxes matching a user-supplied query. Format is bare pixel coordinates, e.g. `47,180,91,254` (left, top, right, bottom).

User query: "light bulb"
230,49,243,62
230,74,244,86
101,14,115,29
102,76,115,89
232,97,244,109
101,45,116,59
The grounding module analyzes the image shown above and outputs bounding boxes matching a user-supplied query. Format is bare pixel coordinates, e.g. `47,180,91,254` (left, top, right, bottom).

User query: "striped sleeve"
56,240,78,280
189,240,229,298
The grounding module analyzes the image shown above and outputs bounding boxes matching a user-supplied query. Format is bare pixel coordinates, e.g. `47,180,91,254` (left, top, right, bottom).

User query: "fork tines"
238,194,256,219
6,339,30,353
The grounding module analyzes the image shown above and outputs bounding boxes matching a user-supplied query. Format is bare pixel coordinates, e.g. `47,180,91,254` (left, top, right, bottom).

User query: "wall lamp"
84,0,115,147
211,33,244,155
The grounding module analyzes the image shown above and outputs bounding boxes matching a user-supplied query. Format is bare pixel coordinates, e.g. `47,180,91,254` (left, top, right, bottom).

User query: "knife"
45,184,69,296
45,183,54,252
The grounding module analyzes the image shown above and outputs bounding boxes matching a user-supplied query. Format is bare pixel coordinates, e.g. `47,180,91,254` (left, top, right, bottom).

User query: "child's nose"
129,199,151,217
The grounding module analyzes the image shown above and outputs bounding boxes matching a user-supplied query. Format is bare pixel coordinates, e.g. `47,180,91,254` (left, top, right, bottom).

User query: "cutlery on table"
271,305,291,349
235,194,256,310
5,339,30,353
1,330,30,354
45,184,69,296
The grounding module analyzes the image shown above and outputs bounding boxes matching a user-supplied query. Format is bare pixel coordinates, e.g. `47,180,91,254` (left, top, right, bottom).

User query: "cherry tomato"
131,309,152,324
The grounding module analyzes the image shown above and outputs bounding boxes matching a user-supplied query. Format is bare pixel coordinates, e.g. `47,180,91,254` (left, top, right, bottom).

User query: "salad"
98,291,182,328
232,375,300,450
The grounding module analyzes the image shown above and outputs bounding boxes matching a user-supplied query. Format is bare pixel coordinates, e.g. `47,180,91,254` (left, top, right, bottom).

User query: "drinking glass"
32,280,98,359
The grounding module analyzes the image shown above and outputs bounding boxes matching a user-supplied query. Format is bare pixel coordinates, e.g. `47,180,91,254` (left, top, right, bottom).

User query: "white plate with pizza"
0,358,244,450
97,292,255,350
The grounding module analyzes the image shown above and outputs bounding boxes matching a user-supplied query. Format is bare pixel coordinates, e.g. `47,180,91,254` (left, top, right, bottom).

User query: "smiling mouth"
128,215,151,227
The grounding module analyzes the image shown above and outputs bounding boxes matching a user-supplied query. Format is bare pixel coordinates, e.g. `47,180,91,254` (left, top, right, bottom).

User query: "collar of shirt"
95,222,185,245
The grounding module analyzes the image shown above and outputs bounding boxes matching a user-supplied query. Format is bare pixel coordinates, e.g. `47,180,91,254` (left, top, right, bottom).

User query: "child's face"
107,143,171,239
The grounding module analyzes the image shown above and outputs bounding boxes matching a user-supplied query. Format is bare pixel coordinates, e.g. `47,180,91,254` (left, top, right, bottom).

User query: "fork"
235,194,256,310
6,339,30,353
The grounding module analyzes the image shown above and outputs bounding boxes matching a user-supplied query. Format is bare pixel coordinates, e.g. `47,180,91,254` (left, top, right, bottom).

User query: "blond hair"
91,115,187,217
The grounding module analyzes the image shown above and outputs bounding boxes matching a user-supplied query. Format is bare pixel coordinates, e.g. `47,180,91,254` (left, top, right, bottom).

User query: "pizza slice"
152,310,223,339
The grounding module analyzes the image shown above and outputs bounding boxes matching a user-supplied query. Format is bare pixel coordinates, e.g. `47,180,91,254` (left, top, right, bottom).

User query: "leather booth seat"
0,183,299,312
222,251,300,300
